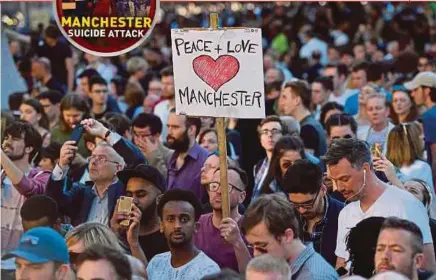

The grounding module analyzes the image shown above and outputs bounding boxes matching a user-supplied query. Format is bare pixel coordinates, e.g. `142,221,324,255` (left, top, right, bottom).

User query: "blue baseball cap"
2,227,69,264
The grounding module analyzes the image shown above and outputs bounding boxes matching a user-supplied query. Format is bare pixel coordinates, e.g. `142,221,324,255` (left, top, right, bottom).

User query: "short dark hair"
20,195,59,226
160,66,173,77
44,25,59,39
157,189,203,221
322,138,372,170
258,115,288,135
282,159,322,195
169,108,202,137
89,76,108,92
215,166,248,190
37,90,63,105
104,113,132,136
325,113,358,136
132,113,162,135
4,120,42,163
346,217,386,277
39,141,62,162
367,62,384,82
76,244,132,280
242,194,300,239
351,61,370,73
325,63,349,78
9,92,28,111
283,80,311,110
320,102,344,127
77,69,100,80
380,217,424,255
313,76,334,92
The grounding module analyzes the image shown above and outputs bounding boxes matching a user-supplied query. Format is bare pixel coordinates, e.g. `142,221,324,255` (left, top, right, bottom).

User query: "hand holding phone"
70,124,84,145
118,196,134,227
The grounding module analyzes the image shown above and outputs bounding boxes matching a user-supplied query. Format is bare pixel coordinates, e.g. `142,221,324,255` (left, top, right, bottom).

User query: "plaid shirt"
302,196,329,254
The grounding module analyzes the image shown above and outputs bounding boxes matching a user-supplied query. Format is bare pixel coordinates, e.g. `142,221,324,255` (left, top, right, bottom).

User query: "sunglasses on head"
332,134,353,140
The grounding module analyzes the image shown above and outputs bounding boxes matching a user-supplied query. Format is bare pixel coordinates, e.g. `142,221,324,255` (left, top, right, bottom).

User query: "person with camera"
45,118,145,226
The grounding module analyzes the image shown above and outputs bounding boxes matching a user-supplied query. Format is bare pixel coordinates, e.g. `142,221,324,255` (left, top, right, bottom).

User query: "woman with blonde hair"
66,222,147,279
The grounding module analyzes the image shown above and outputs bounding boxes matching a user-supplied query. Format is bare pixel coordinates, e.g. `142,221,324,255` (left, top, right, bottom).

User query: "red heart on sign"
192,55,240,92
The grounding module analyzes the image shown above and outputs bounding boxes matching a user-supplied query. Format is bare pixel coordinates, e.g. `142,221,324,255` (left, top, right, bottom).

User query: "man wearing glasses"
46,118,144,227
89,76,120,120
252,116,287,201
282,159,344,267
195,166,252,273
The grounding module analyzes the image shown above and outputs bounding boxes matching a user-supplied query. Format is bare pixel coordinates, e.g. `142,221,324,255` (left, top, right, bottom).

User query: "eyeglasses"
87,155,119,166
126,190,147,199
207,182,244,193
260,129,282,136
332,134,353,140
289,190,321,210
93,89,108,94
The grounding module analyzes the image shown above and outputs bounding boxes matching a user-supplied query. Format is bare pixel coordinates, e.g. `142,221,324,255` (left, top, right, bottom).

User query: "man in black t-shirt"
31,57,65,96
34,25,74,93
280,79,327,158
112,164,169,261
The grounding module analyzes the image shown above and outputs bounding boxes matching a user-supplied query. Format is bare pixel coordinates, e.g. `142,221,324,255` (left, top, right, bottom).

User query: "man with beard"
374,217,426,280
154,66,175,143
166,108,209,203
147,189,220,279
324,138,436,272
1,121,51,253
283,159,344,267
195,167,252,273
111,164,169,261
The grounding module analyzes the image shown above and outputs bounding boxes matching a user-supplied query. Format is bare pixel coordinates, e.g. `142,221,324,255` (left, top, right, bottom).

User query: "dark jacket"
45,136,146,225
45,179,124,226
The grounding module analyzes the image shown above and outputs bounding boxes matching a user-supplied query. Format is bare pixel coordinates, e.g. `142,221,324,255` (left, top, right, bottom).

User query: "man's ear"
159,221,164,233
239,191,247,204
194,222,200,233
283,228,295,244
414,253,425,270
321,184,328,196
85,141,95,152
24,146,33,155
55,264,70,280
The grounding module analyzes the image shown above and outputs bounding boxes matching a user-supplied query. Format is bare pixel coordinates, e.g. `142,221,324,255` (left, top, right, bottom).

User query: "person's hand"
373,156,397,182
81,119,109,139
135,136,159,157
127,204,142,246
110,199,129,237
59,141,78,169
219,218,243,247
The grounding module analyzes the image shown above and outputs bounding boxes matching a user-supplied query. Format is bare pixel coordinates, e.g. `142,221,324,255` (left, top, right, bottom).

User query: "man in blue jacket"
282,159,344,267
45,118,146,226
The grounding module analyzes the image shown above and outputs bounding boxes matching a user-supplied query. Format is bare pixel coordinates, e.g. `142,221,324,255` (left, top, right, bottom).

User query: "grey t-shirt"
147,251,220,280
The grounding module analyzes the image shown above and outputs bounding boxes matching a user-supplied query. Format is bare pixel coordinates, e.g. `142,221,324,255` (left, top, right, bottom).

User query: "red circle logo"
54,0,159,56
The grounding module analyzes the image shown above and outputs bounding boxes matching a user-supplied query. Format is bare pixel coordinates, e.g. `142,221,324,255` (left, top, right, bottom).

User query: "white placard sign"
171,28,265,118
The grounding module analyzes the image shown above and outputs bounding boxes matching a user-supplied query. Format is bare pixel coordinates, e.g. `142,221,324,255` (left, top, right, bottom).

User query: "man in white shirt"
153,66,175,144
323,138,436,272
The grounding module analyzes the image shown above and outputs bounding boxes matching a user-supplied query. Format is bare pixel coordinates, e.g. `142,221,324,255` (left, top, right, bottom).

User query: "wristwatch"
104,130,111,140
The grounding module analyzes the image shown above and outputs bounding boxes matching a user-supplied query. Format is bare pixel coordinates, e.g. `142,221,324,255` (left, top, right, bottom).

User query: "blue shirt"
422,106,436,167
344,87,392,116
167,143,209,202
291,243,339,280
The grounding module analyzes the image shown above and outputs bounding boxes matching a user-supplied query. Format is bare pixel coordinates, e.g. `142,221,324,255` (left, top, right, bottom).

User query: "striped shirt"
291,244,339,280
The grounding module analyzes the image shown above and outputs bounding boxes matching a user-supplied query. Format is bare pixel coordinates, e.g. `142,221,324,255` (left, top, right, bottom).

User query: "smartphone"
118,196,134,226
371,143,383,158
70,124,84,145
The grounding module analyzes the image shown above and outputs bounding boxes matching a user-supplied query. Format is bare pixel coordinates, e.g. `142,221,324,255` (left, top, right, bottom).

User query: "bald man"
195,167,252,273
45,118,142,226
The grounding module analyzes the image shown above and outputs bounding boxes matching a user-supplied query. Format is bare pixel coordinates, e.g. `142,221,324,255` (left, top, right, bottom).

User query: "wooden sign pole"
210,13,231,219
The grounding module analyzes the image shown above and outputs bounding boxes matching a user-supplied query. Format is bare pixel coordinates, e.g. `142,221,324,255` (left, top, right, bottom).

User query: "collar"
291,243,316,274
89,178,119,196
186,142,203,161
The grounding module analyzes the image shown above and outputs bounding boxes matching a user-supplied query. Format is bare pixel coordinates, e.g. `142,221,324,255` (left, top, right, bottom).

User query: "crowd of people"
1,1,436,280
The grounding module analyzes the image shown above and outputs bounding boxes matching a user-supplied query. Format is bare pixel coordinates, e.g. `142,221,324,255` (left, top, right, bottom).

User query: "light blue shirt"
86,185,110,225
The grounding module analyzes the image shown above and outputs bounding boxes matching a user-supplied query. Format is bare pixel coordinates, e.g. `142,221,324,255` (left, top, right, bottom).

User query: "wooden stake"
210,13,230,219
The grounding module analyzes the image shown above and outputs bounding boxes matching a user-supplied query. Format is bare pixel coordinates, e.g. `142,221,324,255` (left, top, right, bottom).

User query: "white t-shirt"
336,186,432,260
400,160,434,190
147,251,220,280
328,89,356,106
